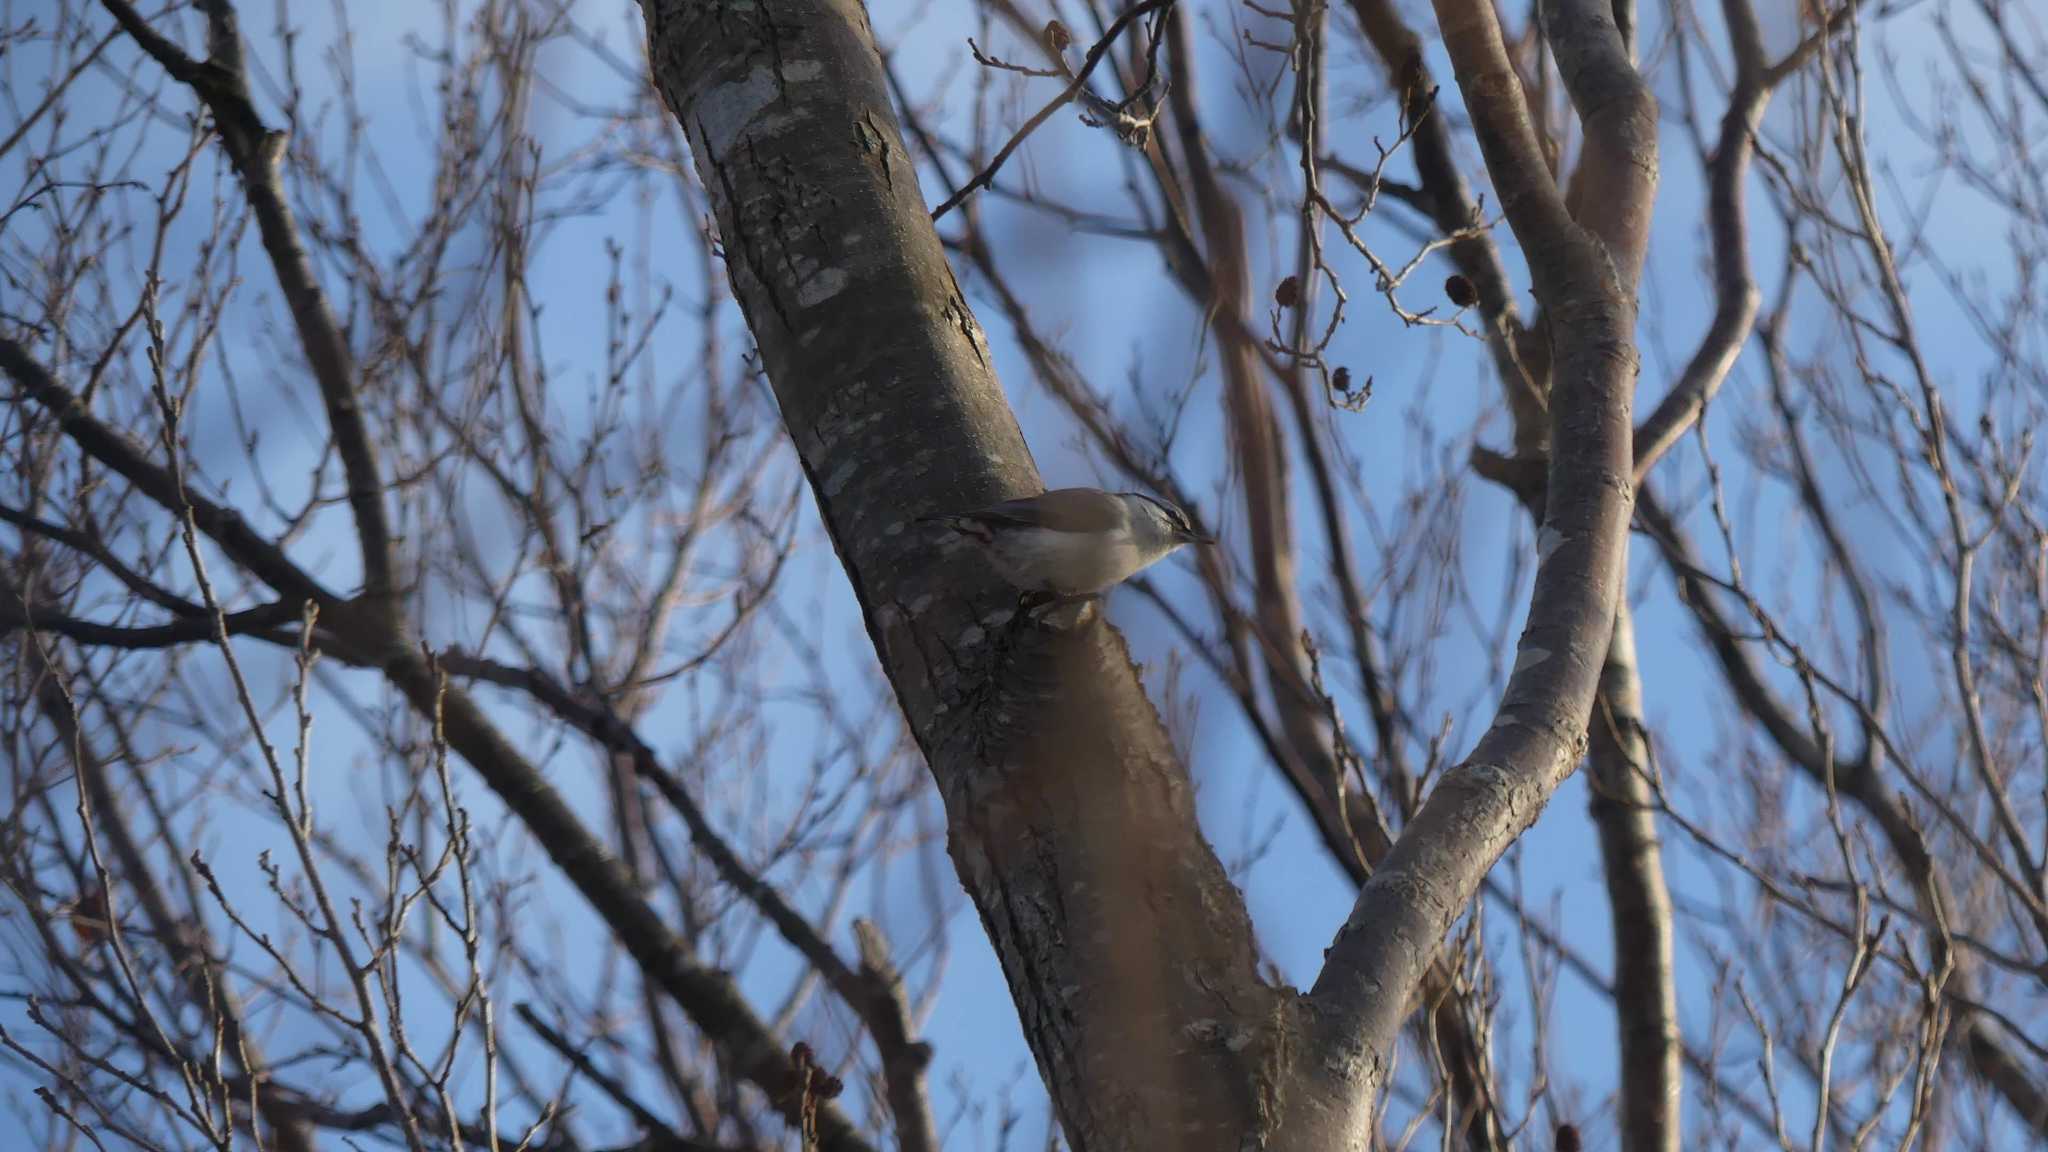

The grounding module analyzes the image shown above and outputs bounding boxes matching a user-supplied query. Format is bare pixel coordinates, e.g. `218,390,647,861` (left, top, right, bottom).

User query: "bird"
921,487,1213,602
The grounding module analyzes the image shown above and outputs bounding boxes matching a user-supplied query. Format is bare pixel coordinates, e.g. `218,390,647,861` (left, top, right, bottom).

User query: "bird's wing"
966,488,1125,533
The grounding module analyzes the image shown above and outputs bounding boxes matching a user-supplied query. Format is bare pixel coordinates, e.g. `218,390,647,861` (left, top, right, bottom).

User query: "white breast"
990,527,1150,595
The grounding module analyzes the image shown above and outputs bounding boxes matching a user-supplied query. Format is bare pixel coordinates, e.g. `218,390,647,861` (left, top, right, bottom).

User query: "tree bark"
1287,0,1656,1143
640,2,1305,1146
1587,604,1681,1152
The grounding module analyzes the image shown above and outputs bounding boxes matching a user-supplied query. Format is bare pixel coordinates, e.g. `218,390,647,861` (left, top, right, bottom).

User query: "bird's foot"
1017,590,1099,629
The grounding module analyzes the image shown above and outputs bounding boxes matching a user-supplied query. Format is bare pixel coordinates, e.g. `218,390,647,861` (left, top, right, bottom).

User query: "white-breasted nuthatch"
921,487,1213,599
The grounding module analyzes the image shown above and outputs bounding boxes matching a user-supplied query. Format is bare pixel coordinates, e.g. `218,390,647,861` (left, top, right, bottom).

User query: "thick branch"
1630,0,1771,481
1429,0,1583,278
639,2,1295,1147
1,337,336,609
1290,0,1655,1139
2,597,300,650
1585,604,1680,1152
1540,0,1658,290
1164,4,1336,885
852,922,940,1152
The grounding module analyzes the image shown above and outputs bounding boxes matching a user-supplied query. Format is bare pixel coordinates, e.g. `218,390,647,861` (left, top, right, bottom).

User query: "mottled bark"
638,0,1666,1145
640,2,1303,1147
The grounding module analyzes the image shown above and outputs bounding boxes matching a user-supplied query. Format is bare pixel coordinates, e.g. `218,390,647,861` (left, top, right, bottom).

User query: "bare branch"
1297,0,1656,1136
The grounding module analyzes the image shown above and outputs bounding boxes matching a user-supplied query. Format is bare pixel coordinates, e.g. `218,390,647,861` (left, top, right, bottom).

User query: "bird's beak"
1180,528,1215,545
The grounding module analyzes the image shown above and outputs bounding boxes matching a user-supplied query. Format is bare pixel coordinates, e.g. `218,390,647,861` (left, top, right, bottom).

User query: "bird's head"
1124,491,1213,551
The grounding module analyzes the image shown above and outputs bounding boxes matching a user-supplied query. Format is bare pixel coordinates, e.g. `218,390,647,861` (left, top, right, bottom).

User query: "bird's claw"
1017,590,1099,628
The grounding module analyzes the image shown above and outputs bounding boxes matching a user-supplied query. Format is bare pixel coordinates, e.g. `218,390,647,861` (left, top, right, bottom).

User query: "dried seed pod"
68,885,111,948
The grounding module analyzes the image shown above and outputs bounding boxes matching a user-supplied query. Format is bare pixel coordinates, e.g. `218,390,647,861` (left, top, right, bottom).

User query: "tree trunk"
639,2,1319,1145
